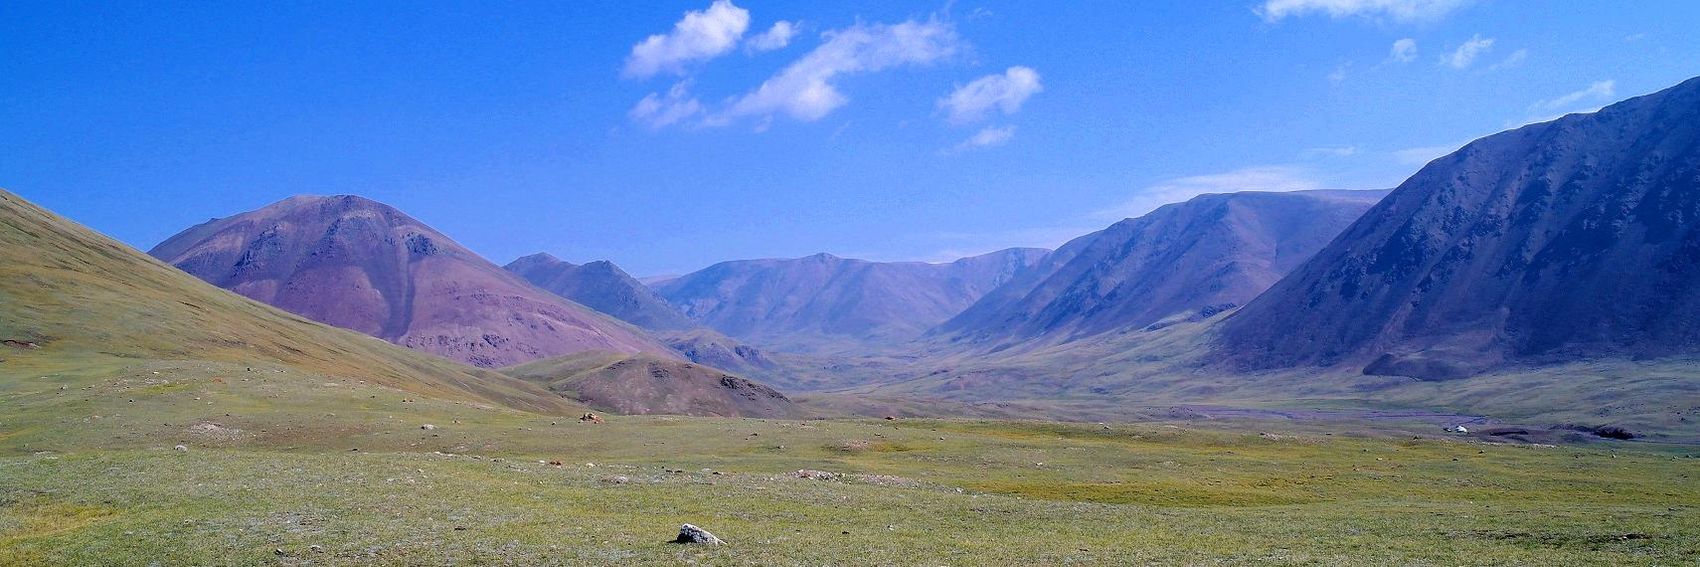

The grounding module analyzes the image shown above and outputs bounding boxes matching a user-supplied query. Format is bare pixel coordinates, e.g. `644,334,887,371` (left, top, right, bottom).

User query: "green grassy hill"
0,188,576,414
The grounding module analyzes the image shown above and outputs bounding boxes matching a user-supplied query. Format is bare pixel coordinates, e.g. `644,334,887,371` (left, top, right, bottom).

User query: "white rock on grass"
673,523,724,545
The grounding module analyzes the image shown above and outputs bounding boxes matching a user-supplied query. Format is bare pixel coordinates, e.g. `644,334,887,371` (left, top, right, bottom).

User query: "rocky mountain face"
655,248,1049,349
936,190,1386,347
149,195,672,368
506,253,696,331
1219,77,1700,380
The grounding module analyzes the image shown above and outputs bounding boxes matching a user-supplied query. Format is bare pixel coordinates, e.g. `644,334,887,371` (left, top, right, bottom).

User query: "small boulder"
673,523,724,545
174,444,188,452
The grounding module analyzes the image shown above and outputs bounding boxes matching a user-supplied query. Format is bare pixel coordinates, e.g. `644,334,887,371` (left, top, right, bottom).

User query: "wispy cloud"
1258,0,1469,23
629,81,704,129
938,66,1043,124
1388,38,1418,63
946,125,1017,153
1327,63,1352,84
1095,166,1323,220
1530,80,1615,113
1441,34,1493,69
745,20,798,53
1487,48,1528,71
1302,146,1359,159
1392,144,1463,166
623,0,751,79
712,18,961,125
1509,80,1616,127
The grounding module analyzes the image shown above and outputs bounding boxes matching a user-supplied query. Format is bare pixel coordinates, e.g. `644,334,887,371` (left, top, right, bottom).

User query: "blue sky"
4,1,1698,276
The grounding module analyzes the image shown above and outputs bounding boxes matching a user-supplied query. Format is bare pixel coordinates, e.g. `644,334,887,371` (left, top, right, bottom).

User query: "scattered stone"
795,469,839,481
174,444,187,452
673,524,724,545
604,475,630,484
309,545,324,553
421,424,436,430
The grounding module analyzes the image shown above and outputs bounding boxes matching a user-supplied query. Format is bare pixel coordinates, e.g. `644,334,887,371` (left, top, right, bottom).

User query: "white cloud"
623,0,750,79
938,66,1043,124
1389,38,1418,63
1259,0,1468,23
1530,80,1615,113
1096,166,1323,220
630,82,704,129
1488,48,1528,71
947,125,1016,153
716,18,961,124
1441,34,1493,69
746,21,798,52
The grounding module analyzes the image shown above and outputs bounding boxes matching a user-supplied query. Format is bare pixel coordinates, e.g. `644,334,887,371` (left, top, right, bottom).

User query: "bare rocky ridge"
936,190,1386,348
1219,77,1700,379
656,248,1048,350
149,195,673,368
505,253,696,331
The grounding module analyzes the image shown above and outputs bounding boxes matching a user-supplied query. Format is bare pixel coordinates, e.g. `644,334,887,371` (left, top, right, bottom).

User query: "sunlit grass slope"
0,189,575,414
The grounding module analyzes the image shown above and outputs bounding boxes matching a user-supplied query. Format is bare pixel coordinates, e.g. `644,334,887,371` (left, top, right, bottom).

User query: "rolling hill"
148,195,673,368
503,352,800,418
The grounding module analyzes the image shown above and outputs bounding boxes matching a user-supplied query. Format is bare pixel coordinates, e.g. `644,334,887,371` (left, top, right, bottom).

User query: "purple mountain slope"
1219,76,1700,379
150,195,674,368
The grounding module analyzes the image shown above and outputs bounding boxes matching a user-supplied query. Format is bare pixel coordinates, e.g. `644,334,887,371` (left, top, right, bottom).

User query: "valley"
5,3,1700,564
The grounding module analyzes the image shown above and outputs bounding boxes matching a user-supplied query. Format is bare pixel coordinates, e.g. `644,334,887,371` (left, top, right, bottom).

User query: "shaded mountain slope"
0,189,576,414
506,253,696,331
503,352,799,418
656,248,1048,349
149,195,672,368
936,190,1386,347
1220,76,1700,379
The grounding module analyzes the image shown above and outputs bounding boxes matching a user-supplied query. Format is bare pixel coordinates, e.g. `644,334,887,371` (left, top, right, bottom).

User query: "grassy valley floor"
2,358,1698,565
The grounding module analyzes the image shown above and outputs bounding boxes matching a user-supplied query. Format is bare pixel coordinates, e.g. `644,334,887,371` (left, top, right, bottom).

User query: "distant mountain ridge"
936,189,1387,347
1220,76,1700,379
150,195,673,368
506,252,696,331
655,248,1049,349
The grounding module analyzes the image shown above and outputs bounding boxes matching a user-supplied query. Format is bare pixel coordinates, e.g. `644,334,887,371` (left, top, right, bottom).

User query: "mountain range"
148,195,673,368
25,74,1698,431
655,249,1048,351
